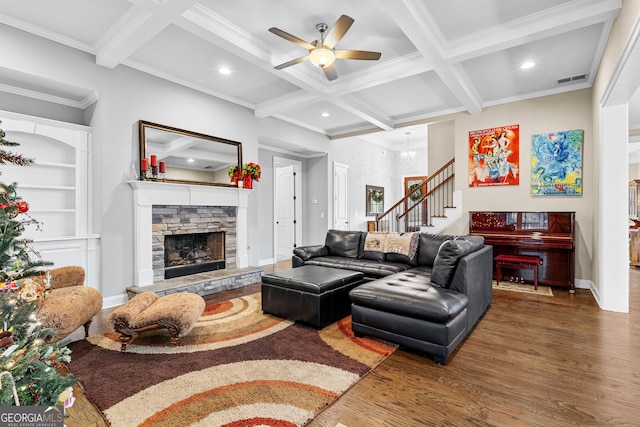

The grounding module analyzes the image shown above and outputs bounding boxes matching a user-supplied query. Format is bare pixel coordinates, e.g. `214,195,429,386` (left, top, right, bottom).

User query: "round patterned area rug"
68,293,396,427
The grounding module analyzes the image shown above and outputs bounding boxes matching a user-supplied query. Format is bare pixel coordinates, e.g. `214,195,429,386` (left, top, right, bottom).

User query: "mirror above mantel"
139,120,242,186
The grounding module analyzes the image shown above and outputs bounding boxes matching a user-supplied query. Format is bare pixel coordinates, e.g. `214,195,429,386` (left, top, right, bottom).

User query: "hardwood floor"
68,263,640,426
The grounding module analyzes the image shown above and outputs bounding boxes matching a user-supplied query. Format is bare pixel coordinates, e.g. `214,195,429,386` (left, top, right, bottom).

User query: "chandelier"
399,132,416,167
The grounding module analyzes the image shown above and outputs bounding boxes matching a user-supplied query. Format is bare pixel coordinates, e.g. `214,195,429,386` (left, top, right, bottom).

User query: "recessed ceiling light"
521,61,535,70
188,158,195,163
219,68,231,75
321,112,330,117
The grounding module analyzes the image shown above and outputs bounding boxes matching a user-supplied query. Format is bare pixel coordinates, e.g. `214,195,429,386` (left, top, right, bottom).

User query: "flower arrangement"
228,162,261,187
242,162,261,181
228,165,243,184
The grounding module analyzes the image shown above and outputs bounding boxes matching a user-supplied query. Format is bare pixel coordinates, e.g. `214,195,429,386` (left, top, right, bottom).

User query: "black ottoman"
261,265,364,329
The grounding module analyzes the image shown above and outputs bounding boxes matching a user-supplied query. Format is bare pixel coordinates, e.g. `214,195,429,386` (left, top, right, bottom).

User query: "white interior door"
274,158,302,261
333,162,349,230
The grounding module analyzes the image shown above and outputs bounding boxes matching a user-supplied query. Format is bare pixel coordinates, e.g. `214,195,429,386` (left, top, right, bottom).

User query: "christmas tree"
0,121,77,406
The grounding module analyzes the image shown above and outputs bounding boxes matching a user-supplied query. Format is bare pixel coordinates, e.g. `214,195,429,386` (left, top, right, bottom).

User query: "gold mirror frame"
139,120,242,186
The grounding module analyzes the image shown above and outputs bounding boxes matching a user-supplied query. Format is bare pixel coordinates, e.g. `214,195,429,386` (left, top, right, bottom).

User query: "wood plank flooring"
67,263,640,426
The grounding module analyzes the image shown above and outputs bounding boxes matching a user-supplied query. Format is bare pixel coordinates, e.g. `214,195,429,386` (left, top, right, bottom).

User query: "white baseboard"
574,279,591,289
103,293,129,309
574,279,602,308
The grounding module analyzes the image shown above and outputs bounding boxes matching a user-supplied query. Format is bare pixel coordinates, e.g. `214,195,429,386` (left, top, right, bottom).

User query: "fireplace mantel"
129,180,249,286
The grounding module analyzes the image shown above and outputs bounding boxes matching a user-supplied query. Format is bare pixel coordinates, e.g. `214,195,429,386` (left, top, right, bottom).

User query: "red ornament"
16,201,28,213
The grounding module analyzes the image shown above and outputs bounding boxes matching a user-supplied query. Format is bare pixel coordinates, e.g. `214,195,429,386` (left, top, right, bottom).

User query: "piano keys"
469,211,575,292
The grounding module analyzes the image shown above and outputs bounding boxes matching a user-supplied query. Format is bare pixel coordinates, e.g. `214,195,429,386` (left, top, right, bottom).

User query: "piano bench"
495,255,542,290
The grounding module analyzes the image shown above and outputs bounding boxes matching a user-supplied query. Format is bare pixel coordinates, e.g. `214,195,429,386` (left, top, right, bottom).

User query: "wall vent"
557,73,587,84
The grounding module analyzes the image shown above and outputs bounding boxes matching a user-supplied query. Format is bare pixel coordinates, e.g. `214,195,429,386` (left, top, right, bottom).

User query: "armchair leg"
119,334,133,352
82,318,93,338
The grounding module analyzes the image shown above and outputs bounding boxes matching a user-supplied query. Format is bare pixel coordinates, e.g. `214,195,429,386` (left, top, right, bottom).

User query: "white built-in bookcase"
0,110,99,290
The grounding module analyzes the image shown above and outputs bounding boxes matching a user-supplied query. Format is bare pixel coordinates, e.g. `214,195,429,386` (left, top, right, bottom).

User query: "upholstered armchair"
36,266,103,342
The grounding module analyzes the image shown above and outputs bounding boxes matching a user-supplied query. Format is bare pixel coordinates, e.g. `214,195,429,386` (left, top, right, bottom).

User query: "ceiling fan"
269,15,381,81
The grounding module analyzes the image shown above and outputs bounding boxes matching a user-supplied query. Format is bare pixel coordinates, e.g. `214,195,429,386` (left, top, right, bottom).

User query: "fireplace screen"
164,231,225,279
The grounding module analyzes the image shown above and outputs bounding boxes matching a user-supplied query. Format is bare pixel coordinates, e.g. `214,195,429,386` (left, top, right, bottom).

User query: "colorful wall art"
531,129,583,196
468,124,520,187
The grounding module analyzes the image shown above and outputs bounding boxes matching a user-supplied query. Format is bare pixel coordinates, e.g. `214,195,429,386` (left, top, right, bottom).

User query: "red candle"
150,154,157,167
141,158,149,171
159,161,166,173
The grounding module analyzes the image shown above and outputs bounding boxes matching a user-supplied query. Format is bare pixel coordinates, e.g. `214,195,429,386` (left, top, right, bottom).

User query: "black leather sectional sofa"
292,229,493,364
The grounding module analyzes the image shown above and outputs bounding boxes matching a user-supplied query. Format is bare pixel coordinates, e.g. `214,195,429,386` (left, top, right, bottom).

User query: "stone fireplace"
129,180,249,287
152,205,235,281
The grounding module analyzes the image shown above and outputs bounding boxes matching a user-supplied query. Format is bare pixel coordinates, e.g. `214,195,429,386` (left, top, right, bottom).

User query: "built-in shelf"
33,161,76,169
0,109,99,291
29,209,75,213
19,184,76,191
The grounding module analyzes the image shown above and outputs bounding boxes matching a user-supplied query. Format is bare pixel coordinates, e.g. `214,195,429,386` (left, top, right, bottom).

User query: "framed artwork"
469,124,520,187
366,185,384,216
531,129,583,196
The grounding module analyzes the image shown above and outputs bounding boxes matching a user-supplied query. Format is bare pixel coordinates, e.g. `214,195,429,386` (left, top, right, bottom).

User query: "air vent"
557,73,587,84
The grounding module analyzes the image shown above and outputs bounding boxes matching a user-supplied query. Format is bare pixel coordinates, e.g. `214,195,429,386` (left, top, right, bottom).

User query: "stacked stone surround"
151,205,237,282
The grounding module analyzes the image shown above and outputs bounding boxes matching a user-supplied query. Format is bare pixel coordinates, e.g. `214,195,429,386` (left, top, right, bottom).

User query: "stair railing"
374,159,455,233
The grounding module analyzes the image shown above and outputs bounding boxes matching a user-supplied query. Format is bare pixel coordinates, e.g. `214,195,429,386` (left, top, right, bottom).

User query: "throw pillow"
417,233,452,266
430,239,472,288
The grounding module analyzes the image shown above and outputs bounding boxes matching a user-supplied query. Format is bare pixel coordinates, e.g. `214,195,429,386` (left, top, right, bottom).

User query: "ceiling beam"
255,53,434,118
378,0,483,115
95,0,199,69
445,0,622,62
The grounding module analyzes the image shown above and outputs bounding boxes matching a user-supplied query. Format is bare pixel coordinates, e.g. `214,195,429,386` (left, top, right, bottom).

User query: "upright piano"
469,211,575,291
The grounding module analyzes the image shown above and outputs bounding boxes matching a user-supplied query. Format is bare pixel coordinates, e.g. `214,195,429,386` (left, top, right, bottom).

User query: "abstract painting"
531,129,583,196
469,124,520,187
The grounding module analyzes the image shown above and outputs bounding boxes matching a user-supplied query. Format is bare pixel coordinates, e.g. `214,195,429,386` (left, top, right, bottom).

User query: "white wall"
326,137,427,232
428,120,455,174
443,89,594,283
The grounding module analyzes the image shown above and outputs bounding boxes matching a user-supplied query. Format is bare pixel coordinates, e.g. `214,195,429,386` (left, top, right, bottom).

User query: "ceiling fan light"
309,48,335,67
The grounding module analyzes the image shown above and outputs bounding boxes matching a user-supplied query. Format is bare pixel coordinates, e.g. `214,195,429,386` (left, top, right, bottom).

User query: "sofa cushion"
325,230,362,258
430,239,471,288
302,256,411,278
349,276,469,324
417,233,453,266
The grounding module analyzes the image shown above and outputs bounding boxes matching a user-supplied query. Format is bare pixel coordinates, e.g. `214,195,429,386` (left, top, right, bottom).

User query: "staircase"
373,159,461,234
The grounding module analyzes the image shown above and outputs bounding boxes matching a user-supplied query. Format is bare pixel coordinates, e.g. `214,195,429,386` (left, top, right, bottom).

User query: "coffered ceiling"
0,0,633,153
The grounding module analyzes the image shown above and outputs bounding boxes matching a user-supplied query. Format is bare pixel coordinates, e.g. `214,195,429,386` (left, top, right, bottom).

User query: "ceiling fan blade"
274,55,309,70
322,64,338,81
324,15,354,49
335,50,382,61
269,27,315,50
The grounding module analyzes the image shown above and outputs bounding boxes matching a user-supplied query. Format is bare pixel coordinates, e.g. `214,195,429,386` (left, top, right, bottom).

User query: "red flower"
16,201,28,213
